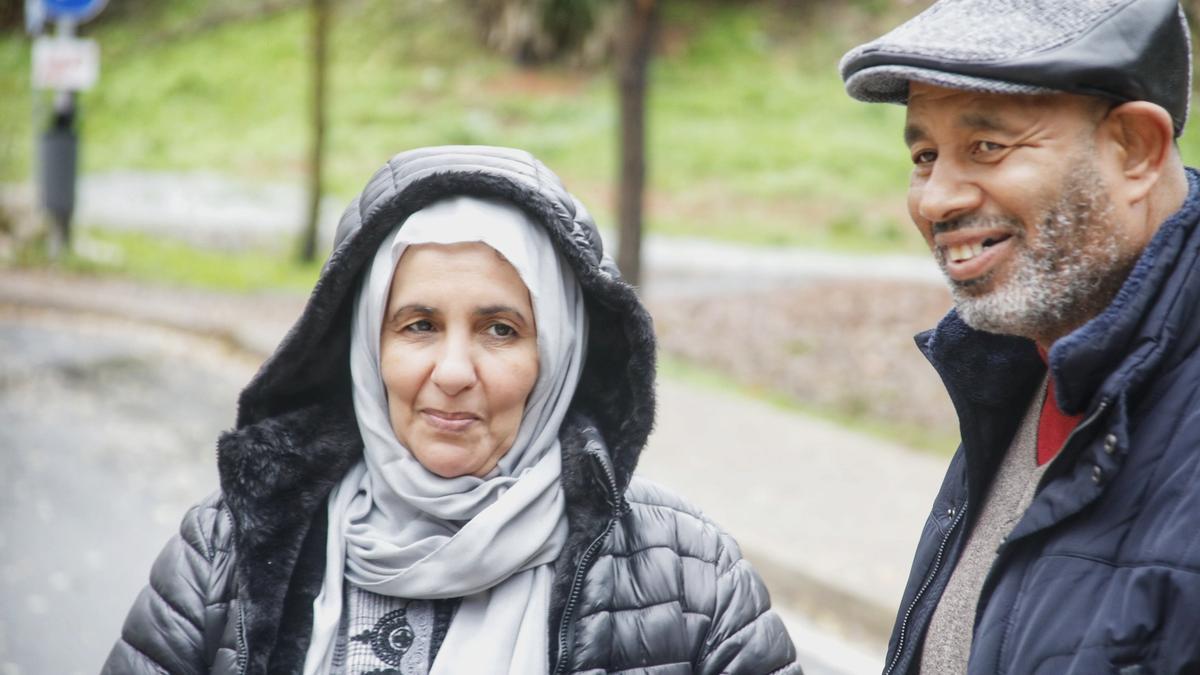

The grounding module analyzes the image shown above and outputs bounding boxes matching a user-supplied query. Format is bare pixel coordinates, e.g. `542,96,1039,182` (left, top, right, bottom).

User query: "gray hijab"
303,196,588,674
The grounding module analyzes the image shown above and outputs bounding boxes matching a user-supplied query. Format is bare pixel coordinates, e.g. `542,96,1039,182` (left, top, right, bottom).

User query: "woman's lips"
936,232,1015,282
420,409,480,433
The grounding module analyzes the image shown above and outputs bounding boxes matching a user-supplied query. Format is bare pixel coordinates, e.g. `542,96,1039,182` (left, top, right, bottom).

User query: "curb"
746,547,893,649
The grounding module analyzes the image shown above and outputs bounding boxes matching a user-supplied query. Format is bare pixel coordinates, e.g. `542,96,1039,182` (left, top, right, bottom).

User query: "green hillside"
5,0,1200,252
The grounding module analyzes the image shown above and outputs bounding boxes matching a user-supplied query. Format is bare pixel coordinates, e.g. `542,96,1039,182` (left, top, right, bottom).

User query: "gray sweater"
920,380,1050,674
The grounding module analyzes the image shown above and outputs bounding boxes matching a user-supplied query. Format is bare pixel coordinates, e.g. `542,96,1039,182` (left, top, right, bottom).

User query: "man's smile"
934,228,1016,282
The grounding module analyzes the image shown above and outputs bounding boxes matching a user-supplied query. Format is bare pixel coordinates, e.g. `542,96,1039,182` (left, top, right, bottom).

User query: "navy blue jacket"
884,168,1200,675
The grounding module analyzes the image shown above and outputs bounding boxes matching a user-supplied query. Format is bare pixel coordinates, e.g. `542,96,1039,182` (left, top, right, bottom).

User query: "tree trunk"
299,0,329,263
615,0,657,288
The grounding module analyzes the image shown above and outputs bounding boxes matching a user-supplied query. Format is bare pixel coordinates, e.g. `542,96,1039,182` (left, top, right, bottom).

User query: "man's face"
903,83,1143,345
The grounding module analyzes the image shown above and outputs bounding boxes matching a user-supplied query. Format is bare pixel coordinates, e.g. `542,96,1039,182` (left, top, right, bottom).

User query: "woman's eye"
486,323,516,338
975,140,1005,154
404,319,434,333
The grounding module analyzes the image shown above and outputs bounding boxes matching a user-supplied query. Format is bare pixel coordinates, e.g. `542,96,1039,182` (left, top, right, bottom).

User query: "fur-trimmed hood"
105,147,807,675
232,145,653,472
220,143,657,526
213,147,657,673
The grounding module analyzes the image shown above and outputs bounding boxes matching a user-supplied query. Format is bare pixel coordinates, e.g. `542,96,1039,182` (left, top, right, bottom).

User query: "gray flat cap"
840,0,1192,136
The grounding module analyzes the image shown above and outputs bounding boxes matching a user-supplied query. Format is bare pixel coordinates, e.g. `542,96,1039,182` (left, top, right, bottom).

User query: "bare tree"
464,0,657,286
468,0,613,65
615,0,657,288
299,0,329,263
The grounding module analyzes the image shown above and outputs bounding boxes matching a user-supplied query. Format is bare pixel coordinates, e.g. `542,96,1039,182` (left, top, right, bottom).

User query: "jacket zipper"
882,397,1111,674
220,506,249,675
236,603,248,675
553,517,616,675
553,447,625,674
883,497,968,675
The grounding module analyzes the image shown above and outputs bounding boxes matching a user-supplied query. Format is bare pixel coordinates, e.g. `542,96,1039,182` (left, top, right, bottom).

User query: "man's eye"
975,140,1005,153
912,149,937,165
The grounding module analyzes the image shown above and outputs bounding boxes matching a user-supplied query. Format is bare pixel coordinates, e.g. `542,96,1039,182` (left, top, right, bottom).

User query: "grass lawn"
1,0,931,253
6,2,1200,253
7,1,1200,454
21,228,323,292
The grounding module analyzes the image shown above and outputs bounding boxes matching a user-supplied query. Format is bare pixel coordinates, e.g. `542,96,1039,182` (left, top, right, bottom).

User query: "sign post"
30,0,107,257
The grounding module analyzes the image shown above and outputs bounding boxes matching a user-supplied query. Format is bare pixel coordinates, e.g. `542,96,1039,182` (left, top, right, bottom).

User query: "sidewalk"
63,170,942,289
0,267,949,668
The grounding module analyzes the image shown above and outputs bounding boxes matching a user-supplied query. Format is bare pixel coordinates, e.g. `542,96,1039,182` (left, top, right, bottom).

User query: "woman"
104,146,801,674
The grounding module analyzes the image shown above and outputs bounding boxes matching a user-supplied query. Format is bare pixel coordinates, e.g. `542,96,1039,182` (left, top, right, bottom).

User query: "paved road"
0,307,880,675
0,309,250,675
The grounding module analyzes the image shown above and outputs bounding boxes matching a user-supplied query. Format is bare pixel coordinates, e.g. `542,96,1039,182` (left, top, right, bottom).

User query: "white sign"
32,36,100,91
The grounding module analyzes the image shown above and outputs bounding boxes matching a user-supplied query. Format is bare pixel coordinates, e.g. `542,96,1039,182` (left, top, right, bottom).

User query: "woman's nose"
915,161,982,225
430,337,478,395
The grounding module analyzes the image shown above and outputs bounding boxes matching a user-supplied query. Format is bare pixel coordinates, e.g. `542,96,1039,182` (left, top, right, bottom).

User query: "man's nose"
430,335,478,396
916,161,981,225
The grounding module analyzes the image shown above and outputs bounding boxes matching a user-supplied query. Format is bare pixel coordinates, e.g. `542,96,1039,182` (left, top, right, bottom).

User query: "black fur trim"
237,161,654,490
267,504,329,675
217,402,360,675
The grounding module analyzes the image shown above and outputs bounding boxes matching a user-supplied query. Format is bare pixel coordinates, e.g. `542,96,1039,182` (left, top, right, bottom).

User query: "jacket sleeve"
697,532,804,675
102,497,229,675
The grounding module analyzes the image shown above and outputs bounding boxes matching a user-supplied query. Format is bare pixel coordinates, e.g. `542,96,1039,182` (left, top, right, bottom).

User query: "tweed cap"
840,0,1193,136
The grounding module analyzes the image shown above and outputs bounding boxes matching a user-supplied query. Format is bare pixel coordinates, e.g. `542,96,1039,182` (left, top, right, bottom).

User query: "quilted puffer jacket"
883,168,1200,674
102,146,802,675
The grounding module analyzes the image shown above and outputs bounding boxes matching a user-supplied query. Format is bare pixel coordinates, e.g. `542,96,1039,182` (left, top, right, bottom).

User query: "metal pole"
39,17,80,259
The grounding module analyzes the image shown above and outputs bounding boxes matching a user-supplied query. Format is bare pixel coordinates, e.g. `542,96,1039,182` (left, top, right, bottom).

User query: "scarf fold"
303,196,587,674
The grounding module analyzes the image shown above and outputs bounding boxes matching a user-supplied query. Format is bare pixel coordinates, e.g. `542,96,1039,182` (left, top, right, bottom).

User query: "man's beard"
937,162,1138,343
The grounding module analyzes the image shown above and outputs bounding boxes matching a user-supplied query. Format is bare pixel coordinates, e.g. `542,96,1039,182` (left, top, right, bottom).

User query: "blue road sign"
40,0,109,23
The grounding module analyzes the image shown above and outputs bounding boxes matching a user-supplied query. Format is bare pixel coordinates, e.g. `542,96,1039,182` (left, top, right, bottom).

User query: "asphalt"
1,172,954,672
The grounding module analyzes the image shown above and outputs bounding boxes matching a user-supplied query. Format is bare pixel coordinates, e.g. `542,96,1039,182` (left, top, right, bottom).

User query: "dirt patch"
647,278,960,450
483,68,590,97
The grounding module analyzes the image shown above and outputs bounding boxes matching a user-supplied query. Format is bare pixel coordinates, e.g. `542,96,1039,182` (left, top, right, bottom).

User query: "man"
840,0,1200,673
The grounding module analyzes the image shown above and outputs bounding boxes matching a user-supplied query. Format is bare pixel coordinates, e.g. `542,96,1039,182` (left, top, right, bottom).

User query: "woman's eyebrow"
475,305,528,323
387,304,434,323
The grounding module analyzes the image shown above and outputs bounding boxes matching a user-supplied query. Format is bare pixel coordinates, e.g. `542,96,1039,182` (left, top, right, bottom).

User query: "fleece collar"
1050,168,1200,413
922,168,1200,415
918,167,1200,498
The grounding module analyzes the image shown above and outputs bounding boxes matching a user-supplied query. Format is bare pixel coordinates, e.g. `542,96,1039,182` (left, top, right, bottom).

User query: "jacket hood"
224,145,655,504
212,146,655,675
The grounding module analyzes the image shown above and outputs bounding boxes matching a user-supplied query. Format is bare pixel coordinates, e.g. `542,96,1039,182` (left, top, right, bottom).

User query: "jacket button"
1092,465,1104,484
1103,434,1118,454
946,507,955,518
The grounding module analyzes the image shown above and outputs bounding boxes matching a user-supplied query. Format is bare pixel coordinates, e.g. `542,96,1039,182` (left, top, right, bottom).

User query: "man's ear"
1100,101,1176,205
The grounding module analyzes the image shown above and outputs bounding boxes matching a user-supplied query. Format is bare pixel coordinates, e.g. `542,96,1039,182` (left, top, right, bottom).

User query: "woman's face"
380,242,539,478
